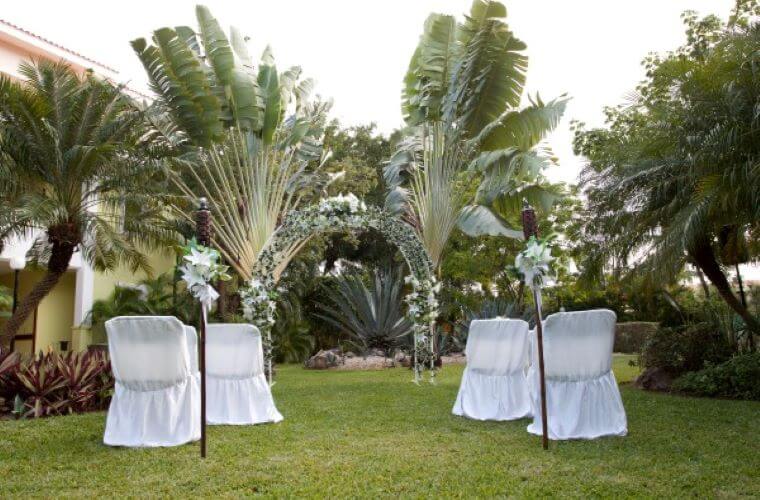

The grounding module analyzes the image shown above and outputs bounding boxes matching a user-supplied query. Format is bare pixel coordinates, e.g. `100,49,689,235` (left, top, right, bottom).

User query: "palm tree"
0,61,175,347
385,0,567,269
133,6,331,280
574,9,760,334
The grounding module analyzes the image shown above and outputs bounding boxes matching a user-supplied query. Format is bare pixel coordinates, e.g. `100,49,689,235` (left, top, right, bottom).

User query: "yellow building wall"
92,250,177,303
1,249,175,354
0,269,75,356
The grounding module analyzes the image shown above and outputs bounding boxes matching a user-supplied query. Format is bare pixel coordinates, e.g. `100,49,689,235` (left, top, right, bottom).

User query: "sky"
3,0,737,184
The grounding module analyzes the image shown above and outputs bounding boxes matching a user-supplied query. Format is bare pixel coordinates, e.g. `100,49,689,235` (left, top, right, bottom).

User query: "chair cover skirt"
206,323,283,425
453,370,532,420
104,377,201,447
452,318,532,421
526,369,627,440
207,373,283,425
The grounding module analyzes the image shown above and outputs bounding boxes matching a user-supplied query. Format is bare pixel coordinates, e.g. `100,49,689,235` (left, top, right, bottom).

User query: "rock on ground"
303,349,467,371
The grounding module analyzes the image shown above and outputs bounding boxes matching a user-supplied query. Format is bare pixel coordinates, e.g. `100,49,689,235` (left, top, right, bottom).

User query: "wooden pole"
521,201,549,451
195,197,211,459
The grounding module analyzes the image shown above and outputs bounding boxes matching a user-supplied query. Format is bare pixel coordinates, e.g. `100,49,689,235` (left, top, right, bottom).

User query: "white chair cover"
527,309,627,440
185,325,199,374
452,318,532,421
206,323,283,425
103,316,200,447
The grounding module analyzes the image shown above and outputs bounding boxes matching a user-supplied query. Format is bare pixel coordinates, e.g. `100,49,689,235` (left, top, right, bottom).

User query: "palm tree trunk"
735,263,755,351
690,242,760,335
692,260,710,298
735,264,747,308
0,242,75,349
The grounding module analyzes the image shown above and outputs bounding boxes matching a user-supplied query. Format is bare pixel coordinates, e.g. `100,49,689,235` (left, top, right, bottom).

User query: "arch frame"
240,199,439,384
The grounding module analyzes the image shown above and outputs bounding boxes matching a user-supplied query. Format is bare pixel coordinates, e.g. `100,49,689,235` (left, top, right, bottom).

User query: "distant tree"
573,1,760,334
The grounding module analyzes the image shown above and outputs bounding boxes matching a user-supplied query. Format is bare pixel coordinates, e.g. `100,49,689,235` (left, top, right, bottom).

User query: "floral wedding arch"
240,195,440,384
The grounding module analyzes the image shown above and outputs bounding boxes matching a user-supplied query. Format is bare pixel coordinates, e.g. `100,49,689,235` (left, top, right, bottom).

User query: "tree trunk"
693,262,710,298
735,264,747,308
690,242,760,335
0,240,75,349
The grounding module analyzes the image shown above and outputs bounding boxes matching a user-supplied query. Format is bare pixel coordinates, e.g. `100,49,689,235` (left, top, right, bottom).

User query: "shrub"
614,322,658,353
672,353,760,400
88,273,197,343
640,322,733,375
0,347,114,418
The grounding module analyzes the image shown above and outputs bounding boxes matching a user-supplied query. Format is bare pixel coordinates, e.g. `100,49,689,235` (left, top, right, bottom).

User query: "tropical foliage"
386,0,567,268
573,3,760,335
133,5,331,280
0,347,114,418
0,286,11,319
0,60,175,347
314,266,413,353
88,273,198,342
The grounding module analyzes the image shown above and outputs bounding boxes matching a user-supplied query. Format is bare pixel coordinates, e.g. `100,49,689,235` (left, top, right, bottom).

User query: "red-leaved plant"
0,347,114,419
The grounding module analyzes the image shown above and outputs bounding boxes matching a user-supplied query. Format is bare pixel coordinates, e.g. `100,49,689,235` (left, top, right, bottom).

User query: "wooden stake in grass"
521,201,549,451
196,198,211,459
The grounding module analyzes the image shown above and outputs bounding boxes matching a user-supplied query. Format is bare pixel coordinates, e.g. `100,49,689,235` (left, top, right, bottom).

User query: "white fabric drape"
185,325,199,375
103,316,200,447
453,318,532,421
206,323,283,425
527,309,627,440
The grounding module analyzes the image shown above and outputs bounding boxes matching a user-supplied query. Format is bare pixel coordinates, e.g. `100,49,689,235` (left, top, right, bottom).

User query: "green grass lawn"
1,355,758,497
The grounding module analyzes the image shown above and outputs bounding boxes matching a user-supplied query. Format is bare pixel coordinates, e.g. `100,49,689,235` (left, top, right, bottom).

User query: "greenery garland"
240,196,438,384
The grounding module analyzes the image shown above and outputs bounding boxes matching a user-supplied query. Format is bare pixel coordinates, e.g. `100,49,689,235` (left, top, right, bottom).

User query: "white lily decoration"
515,236,555,290
179,241,230,310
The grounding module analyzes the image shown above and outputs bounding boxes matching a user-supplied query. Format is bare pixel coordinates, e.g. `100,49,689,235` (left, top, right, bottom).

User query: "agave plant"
315,266,413,353
386,0,568,269
133,5,331,280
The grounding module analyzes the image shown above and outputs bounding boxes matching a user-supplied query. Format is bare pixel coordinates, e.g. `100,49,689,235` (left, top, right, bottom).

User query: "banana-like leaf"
195,5,234,85
279,66,302,116
446,0,528,136
175,26,202,56
403,13,457,125
131,37,218,146
467,147,520,173
457,204,523,238
295,78,315,113
229,26,254,70
257,46,281,145
152,28,224,141
196,7,262,134
475,95,569,151
488,182,563,215
402,45,425,125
